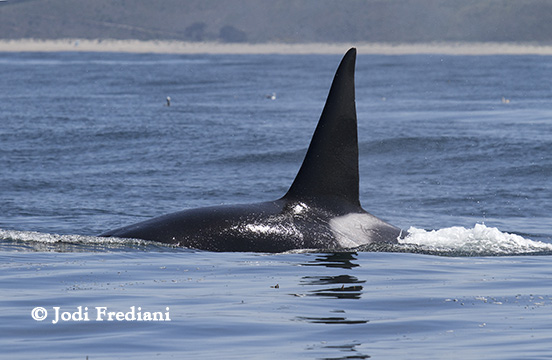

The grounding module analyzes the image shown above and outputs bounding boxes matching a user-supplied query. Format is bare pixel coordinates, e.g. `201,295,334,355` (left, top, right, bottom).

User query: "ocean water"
0,51,551,359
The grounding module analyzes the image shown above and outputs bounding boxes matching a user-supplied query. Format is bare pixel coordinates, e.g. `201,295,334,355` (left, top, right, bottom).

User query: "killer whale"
101,48,404,252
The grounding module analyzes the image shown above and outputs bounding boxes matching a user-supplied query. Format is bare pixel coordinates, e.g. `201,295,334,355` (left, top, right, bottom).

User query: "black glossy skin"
101,48,405,252
101,196,403,252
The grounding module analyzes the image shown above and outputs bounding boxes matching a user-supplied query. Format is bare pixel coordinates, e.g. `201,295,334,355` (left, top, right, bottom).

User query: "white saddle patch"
329,213,384,248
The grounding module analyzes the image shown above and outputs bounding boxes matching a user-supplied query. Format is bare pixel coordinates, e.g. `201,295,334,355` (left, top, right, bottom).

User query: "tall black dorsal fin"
284,48,359,205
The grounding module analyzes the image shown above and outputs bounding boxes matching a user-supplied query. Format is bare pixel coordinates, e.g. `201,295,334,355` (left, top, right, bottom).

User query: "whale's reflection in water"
306,341,371,360
299,252,365,299
294,252,369,325
302,252,360,269
294,253,371,358
300,274,364,300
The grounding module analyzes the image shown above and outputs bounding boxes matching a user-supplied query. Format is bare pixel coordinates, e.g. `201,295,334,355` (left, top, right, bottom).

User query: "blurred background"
1,0,551,44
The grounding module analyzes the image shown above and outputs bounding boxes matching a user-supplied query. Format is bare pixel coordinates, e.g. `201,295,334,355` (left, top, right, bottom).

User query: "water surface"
0,51,551,359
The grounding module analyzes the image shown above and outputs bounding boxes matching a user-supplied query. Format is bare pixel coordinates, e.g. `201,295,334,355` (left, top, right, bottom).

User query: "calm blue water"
0,51,551,359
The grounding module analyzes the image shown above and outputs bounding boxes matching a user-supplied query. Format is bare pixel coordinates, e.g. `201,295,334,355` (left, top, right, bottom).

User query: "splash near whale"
100,48,405,252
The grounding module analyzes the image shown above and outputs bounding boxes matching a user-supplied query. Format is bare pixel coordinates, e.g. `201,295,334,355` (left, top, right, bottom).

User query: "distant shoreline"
2,39,552,55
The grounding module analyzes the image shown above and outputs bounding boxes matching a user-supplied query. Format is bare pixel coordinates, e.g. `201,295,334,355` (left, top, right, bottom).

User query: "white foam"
2,225,551,255
399,223,552,255
0,229,152,247
0,229,78,243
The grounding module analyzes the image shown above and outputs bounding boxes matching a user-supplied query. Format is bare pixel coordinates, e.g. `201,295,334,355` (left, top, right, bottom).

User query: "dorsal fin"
284,48,359,206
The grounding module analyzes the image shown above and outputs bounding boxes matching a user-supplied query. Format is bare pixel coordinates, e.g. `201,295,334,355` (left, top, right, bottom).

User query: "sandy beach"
2,39,552,55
